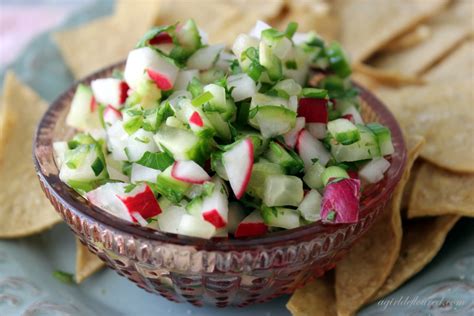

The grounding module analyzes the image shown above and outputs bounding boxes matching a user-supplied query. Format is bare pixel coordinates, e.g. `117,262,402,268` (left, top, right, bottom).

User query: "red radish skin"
149,32,173,45
119,81,130,105
147,69,174,91
235,223,267,238
227,139,254,199
348,170,359,179
171,161,211,184
297,98,328,123
117,185,161,222
342,114,354,123
90,96,97,112
103,105,122,123
202,209,226,228
321,178,360,224
189,111,204,127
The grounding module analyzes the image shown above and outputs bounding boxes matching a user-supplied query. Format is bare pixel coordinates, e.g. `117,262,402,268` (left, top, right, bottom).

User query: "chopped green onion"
301,88,328,99
326,42,352,78
191,91,214,107
284,22,298,39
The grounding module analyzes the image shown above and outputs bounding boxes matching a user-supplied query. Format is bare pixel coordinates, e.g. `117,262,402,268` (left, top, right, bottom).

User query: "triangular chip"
370,0,471,77
377,82,474,172
424,40,474,82
287,272,336,316
371,215,461,301
275,0,339,41
380,24,431,53
334,135,425,316
54,1,160,78
0,72,61,238
335,0,449,63
434,0,474,35
75,238,105,283
408,162,474,218
352,63,423,87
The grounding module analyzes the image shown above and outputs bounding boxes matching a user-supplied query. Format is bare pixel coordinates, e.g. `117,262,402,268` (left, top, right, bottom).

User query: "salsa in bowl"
34,20,405,306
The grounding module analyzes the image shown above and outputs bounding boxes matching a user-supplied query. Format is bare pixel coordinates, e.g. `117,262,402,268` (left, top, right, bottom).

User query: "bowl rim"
33,61,407,251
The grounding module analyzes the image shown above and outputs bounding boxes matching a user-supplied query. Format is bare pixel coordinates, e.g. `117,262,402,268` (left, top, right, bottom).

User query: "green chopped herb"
136,151,174,171
91,157,105,176
191,91,214,107
52,270,74,284
285,60,298,70
124,183,137,193
123,116,143,135
284,22,298,39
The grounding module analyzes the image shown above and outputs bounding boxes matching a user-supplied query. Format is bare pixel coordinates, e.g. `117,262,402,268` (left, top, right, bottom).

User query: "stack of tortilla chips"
0,1,472,310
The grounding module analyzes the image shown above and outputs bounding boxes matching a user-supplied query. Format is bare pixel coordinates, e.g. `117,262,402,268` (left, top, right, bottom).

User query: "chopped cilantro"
52,270,74,284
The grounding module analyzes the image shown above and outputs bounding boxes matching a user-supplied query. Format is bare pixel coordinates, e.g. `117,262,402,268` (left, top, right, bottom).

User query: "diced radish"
358,158,390,183
249,20,271,39
228,73,257,102
306,122,327,139
342,105,364,125
297,189,322,222
126,129,159,161
227,202,246,234
149,32,173,45
296,129,331,169
90,97,97,112
321,178,360,224
103,105,122,125
348,170,359,179
189,111,204,127
116,184,162,221
146,69,174,91
283,117,305,148
297,98,328,123
201,178,228,228
222,138,254,199
174,69,199,90
91,78,129,109
131,163,161,183
342,114,354,123
234,210,267,238
177,214,216,239
87,183,132,221
186,44,225,70
171,160,211,184
107,121,128,161
124,47,179,90
158,205,186,234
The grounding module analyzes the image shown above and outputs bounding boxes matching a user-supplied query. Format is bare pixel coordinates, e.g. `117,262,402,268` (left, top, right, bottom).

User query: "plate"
0,1,473,315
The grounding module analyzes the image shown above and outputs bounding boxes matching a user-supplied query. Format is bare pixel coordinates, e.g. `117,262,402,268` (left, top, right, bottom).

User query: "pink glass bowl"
33,62,406,307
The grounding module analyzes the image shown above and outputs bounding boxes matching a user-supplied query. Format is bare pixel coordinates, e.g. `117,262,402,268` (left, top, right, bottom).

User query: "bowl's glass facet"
34,62,406,307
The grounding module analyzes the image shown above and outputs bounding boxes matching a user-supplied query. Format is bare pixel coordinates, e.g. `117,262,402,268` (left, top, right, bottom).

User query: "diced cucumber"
259,42,283,81
330,125,381,162
249,105,296,138
250,92,289,109
263,174,304,207
205,112,232,141
297,189,322,222
155,165,191,203
200,68,226,84
60,142,108,185
125,129,159,161
203,83,234,118
321,166,349,186
359,157,390,183
157,206,186,234
303,161,326,189
261,206,300,229
273,79,302,97
66,84,102,131
126,79,161,109
53,141,68,168
153,126,211,163
185,196,203,217
232,34,259,60
236,130,269,156
176,19,201,56
177,214,216,239
366,123,394,156
186,44,225,70
210,152,228,180
165,116,187,129
327,118,360,145
263,141,304,175
247,159,284,198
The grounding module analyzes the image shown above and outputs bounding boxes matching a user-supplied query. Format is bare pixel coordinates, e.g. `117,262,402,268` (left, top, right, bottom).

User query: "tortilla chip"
152,0,284,45
435,0,474,35
424,40,474,82
370,22,468,76
371,215,461,301
335,0,448,63
334,135,425,316
408,162,474,218
352,63,424,86
377,82,474,173
0,72,61,238
54,1,160,78
287,272,336,316
75,238,105,283
275,0,339,41
400,161,422,212
380,24,431,53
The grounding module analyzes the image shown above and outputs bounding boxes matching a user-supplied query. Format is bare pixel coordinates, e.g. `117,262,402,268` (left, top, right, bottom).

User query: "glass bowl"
33,62,406,307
